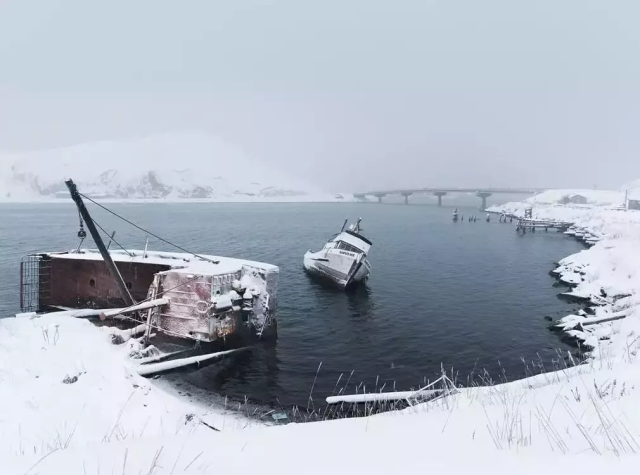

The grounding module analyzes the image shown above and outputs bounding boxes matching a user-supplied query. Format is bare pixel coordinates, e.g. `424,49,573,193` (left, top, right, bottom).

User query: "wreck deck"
21,248,278,312
51,249,278,275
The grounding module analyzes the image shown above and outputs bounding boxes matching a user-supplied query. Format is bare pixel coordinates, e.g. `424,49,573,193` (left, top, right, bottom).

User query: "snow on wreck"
20,249,279,343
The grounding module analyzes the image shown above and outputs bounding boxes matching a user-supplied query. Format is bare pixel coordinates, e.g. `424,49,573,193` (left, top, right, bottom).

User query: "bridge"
353,187,549,209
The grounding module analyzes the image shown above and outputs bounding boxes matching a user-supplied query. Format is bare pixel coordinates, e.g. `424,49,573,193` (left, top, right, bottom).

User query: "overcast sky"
1,0,639,192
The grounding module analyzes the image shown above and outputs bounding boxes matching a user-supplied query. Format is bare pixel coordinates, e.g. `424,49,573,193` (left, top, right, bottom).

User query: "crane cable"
78,192,219,264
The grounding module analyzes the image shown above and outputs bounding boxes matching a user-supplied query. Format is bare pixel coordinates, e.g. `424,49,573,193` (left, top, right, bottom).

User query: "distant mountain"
0,133,344,202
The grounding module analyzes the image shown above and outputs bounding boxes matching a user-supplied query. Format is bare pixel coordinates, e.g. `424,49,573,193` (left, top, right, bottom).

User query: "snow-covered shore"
0,315,253,464
4,188,640,473
489,189,640,360
3,312,640,473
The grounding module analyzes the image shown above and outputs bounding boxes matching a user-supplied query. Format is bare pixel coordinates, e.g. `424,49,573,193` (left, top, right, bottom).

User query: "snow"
6,186,640,472
489,189,640,360
4,311,640,473
0,133,353,203
522,188,624,207
50,248,278,275
0,315,252,466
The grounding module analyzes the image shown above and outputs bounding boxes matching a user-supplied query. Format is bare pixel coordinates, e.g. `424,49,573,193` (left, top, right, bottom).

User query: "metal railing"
20,254,52,312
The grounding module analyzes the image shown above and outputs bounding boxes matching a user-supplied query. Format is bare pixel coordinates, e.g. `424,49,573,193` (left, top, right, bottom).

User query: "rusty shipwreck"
19,180,279,373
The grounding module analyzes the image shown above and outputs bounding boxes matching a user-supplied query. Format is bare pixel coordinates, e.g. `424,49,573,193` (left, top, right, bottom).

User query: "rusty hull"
41,255,170,309
157,269,244,341
26,252,273,344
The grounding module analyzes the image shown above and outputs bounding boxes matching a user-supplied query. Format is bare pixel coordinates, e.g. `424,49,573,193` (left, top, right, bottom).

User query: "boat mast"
65,179,136,307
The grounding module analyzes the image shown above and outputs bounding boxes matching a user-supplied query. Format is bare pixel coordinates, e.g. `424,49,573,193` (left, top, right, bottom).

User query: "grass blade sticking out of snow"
307,362,322,412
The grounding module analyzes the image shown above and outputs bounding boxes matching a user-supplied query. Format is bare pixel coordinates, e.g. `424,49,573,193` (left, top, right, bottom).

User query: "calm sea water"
0,202,583,408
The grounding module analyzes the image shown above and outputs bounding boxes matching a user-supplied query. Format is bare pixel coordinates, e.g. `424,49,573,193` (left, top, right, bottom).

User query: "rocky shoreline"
490,196,640,362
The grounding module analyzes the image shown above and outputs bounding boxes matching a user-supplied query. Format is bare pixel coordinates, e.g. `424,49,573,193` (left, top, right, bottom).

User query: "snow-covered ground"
3,311,640,473
4,187,640,473
523,188,624,207
489,189,640,360
0,315,252,463
0,133,351,203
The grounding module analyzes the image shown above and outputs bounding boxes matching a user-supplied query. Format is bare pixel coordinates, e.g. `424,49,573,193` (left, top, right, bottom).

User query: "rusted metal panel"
42,256,170,309
158,272,212,339
158,270,243,342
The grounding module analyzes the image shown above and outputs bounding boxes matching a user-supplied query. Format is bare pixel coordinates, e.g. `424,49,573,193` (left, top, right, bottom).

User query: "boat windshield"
336,241,363,253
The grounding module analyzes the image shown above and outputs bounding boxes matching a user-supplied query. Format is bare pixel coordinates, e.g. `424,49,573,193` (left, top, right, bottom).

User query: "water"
0,202,583,408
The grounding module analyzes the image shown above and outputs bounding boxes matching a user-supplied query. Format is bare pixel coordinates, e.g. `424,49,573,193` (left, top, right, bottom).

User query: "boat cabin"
332,229,372,255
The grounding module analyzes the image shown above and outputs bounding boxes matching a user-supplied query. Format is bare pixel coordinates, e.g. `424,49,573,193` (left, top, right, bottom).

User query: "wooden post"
65,179,135,307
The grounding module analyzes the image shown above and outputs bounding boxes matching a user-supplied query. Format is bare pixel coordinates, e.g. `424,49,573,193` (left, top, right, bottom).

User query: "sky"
1,0,639,192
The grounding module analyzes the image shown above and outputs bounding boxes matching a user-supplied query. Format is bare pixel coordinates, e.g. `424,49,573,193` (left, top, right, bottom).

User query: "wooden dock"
515,217,572,233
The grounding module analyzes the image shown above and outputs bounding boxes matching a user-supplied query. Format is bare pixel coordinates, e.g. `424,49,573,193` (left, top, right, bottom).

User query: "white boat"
303,218,372,288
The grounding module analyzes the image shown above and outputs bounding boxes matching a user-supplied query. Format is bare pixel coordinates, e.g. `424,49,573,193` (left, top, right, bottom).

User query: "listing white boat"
303,218,372,288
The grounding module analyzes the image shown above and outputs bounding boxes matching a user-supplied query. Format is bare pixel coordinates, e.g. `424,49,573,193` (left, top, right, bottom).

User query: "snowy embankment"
488,189,640,360
3,312,640,473
0,314,251,466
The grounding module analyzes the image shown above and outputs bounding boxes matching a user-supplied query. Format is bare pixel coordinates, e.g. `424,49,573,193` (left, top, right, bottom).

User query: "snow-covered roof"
47,249,278,275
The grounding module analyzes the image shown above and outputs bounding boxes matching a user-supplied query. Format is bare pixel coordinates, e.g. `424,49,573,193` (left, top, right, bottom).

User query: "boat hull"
19,249,279,344
303,250,370,288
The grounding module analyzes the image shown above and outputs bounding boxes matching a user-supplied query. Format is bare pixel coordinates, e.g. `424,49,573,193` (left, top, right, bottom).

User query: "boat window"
336,241,361,253
126,282,132,290
89,278,96,288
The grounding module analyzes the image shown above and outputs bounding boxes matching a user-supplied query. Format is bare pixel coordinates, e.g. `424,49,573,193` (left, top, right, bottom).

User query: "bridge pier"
433,191,447,206
374,193,386,203
354,188,544,206
476,191,492,210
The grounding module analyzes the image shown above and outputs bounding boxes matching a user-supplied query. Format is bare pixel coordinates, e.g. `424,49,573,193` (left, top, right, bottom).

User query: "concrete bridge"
353,187,548,210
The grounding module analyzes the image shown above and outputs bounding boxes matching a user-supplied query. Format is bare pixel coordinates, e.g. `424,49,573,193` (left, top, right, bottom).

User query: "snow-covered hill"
0,133,345,202
523,189,624,207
